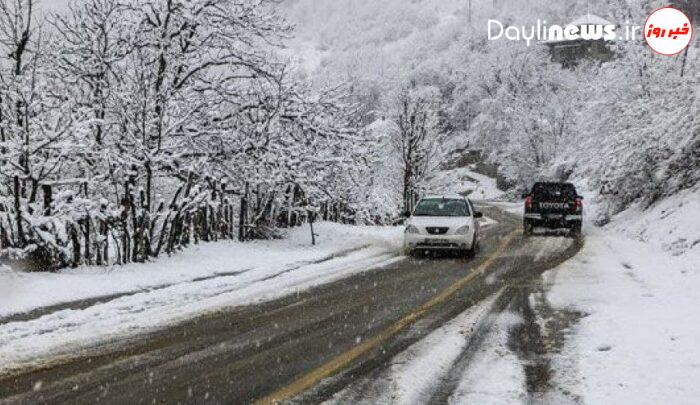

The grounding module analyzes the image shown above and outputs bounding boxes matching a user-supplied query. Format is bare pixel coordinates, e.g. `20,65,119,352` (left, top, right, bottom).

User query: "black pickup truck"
522,182,583,236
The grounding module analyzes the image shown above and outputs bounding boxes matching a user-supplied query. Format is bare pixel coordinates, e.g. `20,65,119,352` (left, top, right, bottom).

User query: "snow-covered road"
325,234,578,405
0,205,542,404
324,190,700,404
4,196,697,404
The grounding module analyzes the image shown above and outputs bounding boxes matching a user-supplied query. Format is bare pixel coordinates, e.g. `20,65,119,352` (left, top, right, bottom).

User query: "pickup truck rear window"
532,183,577,199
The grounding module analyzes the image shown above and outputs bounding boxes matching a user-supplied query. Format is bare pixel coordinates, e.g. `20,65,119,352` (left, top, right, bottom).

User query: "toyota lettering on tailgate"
540,202,569,209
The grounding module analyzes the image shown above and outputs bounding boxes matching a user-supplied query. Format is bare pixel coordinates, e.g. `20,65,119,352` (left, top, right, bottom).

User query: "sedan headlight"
455,225,470,235
405,225,420,234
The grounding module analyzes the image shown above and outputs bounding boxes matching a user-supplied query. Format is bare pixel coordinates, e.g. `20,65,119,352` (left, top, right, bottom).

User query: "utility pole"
468,0,472,24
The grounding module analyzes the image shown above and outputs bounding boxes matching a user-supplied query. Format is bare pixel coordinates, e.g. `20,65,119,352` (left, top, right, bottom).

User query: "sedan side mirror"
474,212,483,219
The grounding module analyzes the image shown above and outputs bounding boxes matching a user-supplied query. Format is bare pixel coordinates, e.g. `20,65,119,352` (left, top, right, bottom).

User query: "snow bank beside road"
0,223,404,374
0,222,402,318
609,186,700,256
488,188,700,403
543,226,700,404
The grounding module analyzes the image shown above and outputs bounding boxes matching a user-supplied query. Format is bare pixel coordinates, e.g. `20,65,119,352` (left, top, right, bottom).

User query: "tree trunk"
70,224,81,268
309,211,316,246
42,184,52,216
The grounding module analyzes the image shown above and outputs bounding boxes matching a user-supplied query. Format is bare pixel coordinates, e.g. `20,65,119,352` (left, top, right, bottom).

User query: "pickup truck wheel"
570,222,582,237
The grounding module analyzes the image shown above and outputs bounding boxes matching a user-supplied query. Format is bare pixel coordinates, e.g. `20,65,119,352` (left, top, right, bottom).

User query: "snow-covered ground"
475,190,700,404
4,178,698,402
541,189,700,404
608,186,700,256
0,222,401,318
428,166,503,201
0,223,403,374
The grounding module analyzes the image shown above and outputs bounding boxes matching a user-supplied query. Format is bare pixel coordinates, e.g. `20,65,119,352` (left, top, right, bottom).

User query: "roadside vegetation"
0,0,374,270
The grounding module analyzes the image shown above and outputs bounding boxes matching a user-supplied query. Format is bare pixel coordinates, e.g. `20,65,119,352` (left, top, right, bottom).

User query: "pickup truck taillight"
574,198,583,211
525,196,533,210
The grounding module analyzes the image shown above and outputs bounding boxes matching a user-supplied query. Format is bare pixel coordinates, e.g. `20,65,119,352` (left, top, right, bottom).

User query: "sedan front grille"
426,227,449,235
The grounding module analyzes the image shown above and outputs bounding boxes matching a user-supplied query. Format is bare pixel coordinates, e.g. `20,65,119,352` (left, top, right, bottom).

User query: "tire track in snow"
324,292,505,405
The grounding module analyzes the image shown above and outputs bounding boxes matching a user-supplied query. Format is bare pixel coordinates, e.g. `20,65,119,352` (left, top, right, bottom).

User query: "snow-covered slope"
427,166,503,201
608,186,700,256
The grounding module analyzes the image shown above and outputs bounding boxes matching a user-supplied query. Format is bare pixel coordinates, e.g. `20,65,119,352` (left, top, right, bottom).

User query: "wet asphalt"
0,206,582,404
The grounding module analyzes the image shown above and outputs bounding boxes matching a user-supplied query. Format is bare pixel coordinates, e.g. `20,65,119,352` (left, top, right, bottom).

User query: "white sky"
40,0,71,12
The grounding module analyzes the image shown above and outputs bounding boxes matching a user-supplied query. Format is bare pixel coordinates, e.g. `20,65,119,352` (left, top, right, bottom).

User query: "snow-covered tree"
389,85,445,212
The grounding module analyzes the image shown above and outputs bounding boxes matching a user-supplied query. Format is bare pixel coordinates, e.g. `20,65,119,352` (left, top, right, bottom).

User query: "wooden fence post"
238,183,248,242
100,200,109,265
13,176,25,248
70,224,81,268
83,218,91,264
228,202,235,239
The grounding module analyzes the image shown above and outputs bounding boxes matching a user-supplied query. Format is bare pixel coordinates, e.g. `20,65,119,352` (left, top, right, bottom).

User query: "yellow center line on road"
254,230,519,405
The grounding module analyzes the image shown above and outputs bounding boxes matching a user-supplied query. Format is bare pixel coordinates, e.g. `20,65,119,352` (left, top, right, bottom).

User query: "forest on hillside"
286,0,700,222
0,0,698,271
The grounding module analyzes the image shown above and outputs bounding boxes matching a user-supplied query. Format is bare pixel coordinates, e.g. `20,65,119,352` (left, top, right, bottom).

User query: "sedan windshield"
413,198,470,217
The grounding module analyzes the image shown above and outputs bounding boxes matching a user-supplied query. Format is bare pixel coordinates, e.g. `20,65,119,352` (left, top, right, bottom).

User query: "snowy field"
0,223,403,374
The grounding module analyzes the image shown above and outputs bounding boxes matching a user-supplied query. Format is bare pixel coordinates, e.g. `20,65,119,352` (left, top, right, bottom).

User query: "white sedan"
403,195,482,257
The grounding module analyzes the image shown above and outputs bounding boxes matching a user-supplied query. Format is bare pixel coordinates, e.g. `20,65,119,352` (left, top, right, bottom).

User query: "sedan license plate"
425,238,450,245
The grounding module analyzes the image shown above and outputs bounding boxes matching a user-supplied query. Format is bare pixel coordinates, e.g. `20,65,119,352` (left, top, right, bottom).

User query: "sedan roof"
421,195,466,200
